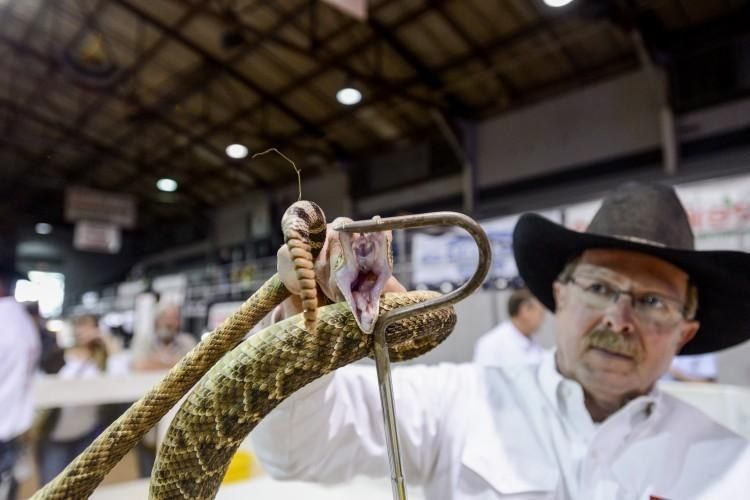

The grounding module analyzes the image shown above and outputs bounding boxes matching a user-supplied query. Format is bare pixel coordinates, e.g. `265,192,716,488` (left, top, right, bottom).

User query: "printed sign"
73,220,122,254
66,187,136,228
560,174,750,252
411,211,560,287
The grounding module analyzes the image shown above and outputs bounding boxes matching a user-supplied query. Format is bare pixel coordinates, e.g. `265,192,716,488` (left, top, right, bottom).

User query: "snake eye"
334,254,344,271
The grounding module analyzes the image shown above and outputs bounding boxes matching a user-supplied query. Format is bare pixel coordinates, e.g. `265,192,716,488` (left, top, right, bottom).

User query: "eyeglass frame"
564,275,693,327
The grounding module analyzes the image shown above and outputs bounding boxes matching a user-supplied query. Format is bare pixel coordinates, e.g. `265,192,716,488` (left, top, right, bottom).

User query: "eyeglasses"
566,276,690,327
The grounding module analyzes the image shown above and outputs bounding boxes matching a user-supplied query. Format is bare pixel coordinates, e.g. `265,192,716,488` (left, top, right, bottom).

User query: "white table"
92,475,425,500
33,370,169,409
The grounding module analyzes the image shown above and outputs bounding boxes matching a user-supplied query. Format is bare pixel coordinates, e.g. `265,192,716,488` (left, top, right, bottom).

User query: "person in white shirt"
132,303,196,478
0,269,39,500
473,287,546,366
34,314,109,487
252,182,750,499
662,353,718,382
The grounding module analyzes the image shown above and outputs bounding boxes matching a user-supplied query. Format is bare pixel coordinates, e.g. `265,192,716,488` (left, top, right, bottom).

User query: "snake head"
333,217,393,334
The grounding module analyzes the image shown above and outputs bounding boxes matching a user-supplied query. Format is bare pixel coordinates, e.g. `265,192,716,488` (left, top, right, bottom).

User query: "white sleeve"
251,362,475,484
473,333,493,365
693,354,718,379
473,324,508,367
672,354,718,379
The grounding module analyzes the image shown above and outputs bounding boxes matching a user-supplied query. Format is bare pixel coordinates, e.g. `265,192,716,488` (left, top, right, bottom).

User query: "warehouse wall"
477,70,662,186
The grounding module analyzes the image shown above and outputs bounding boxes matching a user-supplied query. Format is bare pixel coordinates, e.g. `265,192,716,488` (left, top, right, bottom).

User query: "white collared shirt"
662,353,717,381
252,350,750,499
0,297,40,441
473,320,546,367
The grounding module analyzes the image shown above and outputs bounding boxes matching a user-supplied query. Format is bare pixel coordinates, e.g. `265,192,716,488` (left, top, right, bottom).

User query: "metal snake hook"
333,212,492,500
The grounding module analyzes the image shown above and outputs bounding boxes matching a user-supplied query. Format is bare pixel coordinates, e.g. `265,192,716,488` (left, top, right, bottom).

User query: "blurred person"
132,303,196,477
132,304,195,371
0,268,39,500
23,302,64,375
473,287,547,366
34,314,109,486
662,353,718,383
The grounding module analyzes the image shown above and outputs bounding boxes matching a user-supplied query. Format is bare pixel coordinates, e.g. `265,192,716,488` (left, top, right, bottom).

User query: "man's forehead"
576,248,690,290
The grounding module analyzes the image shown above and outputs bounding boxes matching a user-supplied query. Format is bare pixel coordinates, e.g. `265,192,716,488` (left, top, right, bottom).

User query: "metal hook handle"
333,211,492,323
333,212,492,500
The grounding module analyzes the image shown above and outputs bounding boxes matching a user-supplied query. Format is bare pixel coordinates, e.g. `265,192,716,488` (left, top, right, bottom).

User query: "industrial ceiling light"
225,143,249,159
35,222,53,235
543,0,575,7
336,86,362,106
156,178,178,192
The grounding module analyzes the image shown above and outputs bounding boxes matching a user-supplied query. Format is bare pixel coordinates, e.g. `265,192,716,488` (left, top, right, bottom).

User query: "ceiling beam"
209,2,443,110
0,96,216,209
143,0,314,118
367,17,472,117
0,14,267,190
433,4,518,102
111,0,328,141
146,0,434,168
1,3,206,184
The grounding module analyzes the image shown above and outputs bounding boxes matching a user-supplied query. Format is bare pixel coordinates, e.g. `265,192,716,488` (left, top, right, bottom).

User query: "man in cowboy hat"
253,182,750,499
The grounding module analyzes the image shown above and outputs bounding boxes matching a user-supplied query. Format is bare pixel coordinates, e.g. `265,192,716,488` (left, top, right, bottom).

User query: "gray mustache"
587,328,643,362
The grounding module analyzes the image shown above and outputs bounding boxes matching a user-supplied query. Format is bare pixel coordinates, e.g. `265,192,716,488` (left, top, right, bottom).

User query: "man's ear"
676,320,700,351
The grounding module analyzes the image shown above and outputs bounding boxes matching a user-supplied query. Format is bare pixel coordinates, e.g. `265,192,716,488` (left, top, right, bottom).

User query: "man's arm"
251,361,473,483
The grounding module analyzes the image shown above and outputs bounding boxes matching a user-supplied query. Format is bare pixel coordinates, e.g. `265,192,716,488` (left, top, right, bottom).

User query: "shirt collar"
505,321,535,350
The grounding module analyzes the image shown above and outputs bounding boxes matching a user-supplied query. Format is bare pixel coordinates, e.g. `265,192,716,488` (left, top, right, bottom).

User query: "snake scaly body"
150,292,455,498
31,275,290,500
32,201,457,499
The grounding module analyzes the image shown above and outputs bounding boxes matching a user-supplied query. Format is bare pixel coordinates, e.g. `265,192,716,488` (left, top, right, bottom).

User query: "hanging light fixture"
156,178,178,192
336,85,362,106
35,222,53,235
225,143,249,159
543,0,575,7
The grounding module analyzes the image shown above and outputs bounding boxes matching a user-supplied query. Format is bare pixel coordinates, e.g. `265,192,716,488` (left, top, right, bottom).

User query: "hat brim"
513,213,750,354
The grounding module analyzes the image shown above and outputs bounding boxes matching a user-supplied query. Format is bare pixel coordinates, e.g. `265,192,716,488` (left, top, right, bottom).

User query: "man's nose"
603,294,636,333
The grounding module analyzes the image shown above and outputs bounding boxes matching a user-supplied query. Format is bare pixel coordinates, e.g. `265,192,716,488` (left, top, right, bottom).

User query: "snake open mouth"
334,230,392,334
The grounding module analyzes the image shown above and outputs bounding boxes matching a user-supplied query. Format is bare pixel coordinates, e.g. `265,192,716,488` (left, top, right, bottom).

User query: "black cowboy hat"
513,181,750,354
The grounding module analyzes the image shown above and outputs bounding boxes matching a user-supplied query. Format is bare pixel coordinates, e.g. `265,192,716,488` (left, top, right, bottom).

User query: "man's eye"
586,282,612,296
637,294,667,310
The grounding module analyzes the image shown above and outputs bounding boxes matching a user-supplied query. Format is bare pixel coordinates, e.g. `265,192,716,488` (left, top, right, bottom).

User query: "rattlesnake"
31,201,457,499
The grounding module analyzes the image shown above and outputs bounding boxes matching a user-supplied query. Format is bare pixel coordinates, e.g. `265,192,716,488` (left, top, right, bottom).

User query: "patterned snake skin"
150,292,455,499
31,201,457,499
31,275,291,500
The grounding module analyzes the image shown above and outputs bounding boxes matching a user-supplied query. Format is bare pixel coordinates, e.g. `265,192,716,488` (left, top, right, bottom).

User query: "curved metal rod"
333,211,492,323
333,212,491,500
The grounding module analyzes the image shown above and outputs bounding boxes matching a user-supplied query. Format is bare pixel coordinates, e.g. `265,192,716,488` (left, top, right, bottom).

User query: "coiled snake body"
32,201,457,499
